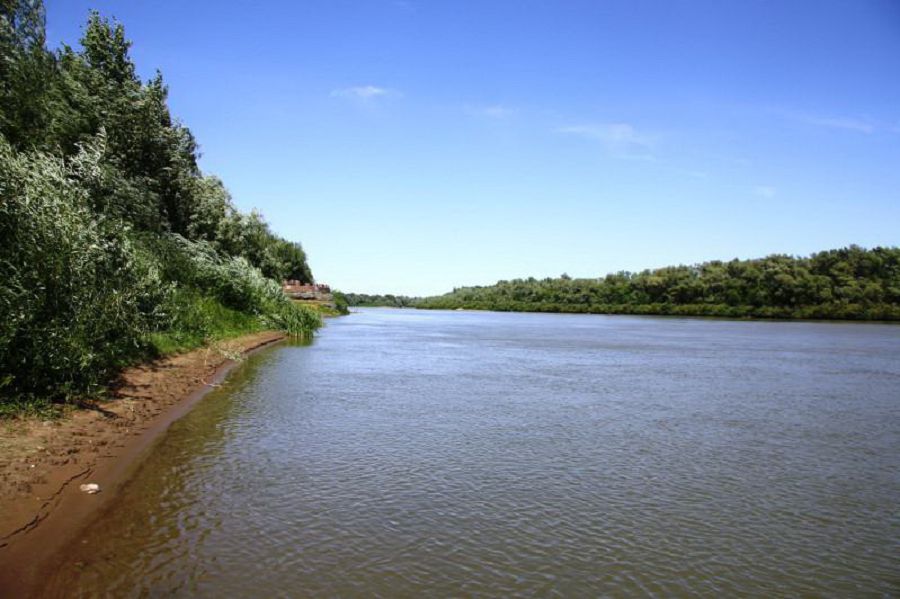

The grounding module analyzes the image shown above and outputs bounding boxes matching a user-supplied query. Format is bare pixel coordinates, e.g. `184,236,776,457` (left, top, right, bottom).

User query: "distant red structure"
282,281,332,301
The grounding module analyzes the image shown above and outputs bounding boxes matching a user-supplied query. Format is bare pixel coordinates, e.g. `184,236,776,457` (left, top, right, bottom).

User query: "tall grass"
147,290,265,355
155,234,323,338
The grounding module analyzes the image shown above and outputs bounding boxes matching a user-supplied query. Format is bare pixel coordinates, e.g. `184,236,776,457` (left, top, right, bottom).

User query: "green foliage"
147,290,264,356
331,291,350,315
272,238,313,283
159,235,323,335
0,4,314,276
415,247,900,321
0,394,66,420
344,293,417,308
0,135,167,399
263,301,322,338
185,177,313,284
0,1,319,412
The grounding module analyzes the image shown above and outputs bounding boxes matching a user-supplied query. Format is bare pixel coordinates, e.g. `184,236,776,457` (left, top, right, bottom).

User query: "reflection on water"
43,310,900,597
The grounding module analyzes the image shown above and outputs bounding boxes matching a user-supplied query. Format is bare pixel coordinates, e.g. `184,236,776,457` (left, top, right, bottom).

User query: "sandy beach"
0,331,285,596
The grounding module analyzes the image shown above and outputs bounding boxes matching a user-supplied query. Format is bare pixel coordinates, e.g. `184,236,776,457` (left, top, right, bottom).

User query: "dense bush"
331,291,350,315
0,135,167,398
0,1,321,409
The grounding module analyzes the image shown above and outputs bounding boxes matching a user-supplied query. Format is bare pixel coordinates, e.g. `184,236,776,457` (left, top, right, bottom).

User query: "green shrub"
332,290,350,314
0,135,166,400
0,5,323,414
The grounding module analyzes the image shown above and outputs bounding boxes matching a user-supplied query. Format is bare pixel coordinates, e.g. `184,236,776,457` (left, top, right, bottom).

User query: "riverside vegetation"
0,2,320,415
349,246,900,320
342,293,417,308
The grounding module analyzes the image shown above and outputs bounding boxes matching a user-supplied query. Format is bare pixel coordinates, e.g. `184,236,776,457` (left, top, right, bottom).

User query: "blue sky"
46,1,900,295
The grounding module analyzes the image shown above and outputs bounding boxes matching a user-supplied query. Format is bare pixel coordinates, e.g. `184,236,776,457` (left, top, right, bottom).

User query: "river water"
43,309,900,597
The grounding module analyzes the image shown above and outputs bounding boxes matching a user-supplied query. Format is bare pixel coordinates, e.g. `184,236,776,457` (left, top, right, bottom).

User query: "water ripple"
41,310,900,597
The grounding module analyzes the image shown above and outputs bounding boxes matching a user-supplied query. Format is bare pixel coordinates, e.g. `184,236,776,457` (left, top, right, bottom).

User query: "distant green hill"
414,246,900,320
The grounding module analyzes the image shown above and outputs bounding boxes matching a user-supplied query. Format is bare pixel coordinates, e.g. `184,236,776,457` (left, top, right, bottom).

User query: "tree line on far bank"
342,293,418,308
349,246,900,321
1,1,318,413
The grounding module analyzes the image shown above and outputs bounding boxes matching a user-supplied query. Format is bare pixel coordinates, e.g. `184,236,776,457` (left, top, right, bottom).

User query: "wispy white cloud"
754,185,777,198
774,109,877,134
674,168,709,179
800,115,875,134
330,85,399,101
466,104,516,119
557,123,656,159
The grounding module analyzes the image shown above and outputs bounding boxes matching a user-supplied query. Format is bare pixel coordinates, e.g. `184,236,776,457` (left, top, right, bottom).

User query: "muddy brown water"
40,309,900,597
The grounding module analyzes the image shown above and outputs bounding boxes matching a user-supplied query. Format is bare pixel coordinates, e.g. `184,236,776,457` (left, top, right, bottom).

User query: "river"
42,308,900,597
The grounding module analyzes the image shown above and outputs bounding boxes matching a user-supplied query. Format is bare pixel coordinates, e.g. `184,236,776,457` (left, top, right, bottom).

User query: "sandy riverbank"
0,331,286,596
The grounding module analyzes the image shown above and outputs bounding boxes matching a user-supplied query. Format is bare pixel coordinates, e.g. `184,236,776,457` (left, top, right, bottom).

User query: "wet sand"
0,331,285,596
